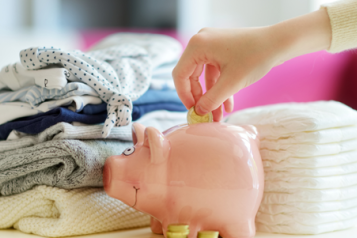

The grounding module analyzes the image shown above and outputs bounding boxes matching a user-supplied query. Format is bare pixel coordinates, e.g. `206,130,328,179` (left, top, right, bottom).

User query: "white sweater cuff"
321,0,357,53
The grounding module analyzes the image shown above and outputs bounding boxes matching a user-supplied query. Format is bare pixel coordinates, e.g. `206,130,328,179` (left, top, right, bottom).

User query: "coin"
167,224,190,238
198,231,219,238
187,106,213,125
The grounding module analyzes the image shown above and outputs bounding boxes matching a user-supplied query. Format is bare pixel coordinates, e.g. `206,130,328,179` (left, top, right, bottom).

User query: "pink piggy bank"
103,122,264,238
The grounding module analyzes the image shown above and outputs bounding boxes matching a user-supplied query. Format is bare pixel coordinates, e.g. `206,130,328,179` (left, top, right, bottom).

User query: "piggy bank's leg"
150,217,163,234
220,221,255,238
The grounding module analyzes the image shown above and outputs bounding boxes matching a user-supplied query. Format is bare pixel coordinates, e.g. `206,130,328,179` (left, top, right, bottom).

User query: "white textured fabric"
263,149,357,169
260,138,357,162
0,62,68,90
257,206,357,226
0,186,150,237
264,160,357,177
264,173,357,191
260,125,357,144
1,110,187,152
0,96,102,125
259,197,357,214
262,185,357,203
224,101,357,137
256,216,357,235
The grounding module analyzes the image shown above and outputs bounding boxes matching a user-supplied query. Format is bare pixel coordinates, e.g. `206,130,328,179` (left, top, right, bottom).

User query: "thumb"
195,69,238,115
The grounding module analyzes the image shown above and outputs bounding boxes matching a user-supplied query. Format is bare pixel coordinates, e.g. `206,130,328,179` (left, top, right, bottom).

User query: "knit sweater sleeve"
321,0,357,53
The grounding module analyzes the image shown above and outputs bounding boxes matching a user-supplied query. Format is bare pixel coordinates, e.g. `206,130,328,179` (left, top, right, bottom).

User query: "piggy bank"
103,122,264,238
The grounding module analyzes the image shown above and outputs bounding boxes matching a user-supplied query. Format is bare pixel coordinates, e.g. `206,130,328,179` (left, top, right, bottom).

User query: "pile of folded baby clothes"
0,33,187,237
225,100,357,235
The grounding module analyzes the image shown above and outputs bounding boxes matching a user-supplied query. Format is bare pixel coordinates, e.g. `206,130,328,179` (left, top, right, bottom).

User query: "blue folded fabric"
82,102,187,121
133,89,182,105
0,108,107,140
132,102,187,120
0,101,187,140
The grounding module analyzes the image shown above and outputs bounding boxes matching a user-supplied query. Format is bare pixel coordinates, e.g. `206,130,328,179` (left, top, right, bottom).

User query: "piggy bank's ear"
132,123,146,145
143,127,170,164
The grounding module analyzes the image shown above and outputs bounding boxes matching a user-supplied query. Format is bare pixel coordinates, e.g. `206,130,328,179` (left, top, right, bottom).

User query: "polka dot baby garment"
19,33,182,137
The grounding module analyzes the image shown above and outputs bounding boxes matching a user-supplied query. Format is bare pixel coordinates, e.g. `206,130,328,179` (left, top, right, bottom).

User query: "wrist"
270,8,332,63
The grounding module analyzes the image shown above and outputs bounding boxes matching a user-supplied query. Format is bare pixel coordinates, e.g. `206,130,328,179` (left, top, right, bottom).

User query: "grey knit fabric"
0,122,133,153
0,139,132,196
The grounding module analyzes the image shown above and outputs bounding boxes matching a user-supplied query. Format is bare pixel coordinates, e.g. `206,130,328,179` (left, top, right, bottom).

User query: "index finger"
172,45,203,109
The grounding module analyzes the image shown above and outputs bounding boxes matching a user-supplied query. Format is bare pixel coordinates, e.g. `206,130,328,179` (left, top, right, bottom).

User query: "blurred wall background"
0,0,336,66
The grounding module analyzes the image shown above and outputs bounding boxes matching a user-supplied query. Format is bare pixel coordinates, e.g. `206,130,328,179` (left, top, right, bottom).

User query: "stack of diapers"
224,100,357,235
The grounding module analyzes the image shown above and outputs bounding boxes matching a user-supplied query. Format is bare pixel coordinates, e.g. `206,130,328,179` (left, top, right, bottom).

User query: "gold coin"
198,231,219,238
167,224,190,238
167,231,190,238
187,106,213,125
168,224,190,232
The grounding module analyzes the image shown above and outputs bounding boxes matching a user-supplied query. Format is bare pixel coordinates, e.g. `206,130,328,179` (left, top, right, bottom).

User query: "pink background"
80,29,357,116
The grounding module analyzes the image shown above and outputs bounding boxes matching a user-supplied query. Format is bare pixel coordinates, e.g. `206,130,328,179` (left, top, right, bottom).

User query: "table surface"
1,226,357,238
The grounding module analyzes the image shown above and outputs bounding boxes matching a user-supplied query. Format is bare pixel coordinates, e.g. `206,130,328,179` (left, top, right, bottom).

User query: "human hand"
172,9,331,121
172,27,283,121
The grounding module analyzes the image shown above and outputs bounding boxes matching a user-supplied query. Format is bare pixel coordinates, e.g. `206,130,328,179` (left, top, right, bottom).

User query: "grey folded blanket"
0,139,132,196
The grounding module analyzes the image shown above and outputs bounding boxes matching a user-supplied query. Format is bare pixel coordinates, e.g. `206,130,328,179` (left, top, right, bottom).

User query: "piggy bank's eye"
123,147,135,156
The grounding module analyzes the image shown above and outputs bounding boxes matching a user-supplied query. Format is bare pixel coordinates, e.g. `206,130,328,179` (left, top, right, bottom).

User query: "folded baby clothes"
133,89,181,105
0,186,150,237
0,62,68,90
0,82,99,106
0,107,107,140
0,96,103,125
0,110,187,152
0,139,132,196
132,102,187,121
225,101,357,234
81,101,187,121
19,33,182,137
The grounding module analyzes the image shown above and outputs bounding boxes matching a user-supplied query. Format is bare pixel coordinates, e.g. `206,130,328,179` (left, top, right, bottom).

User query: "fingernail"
195,105,207,115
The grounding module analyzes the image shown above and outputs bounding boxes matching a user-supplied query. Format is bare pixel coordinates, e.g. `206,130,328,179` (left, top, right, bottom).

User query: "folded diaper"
265,173,357,191
224,101,357,135
260,125,357,144
260,138,357,162
264,160,357,177
257,206,357,226
262,185,357,203
259,196,357,214
256,216,357,235
0,186,150,237
0,139,132,196
263,150,357,169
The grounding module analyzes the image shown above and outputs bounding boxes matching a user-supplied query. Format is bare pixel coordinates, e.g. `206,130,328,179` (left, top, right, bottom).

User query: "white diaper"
259,197,357,214
263,150,357,169
224,101,357,134
260,139,357,162
264,160,357,177
260,126,357,144
256,216,357,235
262,185,357,203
